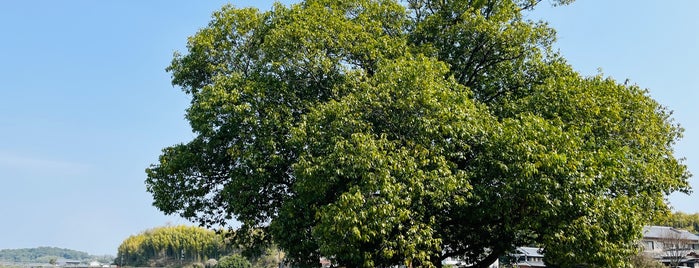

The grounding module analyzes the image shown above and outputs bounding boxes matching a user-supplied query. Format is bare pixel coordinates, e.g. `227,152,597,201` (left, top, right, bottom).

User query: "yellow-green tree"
116,225,230,267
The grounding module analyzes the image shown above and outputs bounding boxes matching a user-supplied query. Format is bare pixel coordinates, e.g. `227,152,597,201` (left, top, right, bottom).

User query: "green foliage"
147,0,691,267
217,254,251,268
116,225,232,267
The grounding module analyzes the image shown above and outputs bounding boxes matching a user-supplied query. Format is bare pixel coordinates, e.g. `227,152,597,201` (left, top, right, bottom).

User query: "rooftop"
643,226,699,241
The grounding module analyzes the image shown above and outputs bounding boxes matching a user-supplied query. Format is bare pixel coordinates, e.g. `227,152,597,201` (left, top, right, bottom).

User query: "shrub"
217,254,251,268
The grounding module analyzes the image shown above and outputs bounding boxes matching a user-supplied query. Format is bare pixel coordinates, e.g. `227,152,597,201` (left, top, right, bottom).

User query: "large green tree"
146,0,690,267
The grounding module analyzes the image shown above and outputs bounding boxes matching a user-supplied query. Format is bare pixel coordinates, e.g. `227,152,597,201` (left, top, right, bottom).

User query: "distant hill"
0,247,113,264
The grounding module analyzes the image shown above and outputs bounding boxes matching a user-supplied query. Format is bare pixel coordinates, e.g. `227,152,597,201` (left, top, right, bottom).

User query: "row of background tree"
655,212,699,233
118,211,699,268
116,225,281,268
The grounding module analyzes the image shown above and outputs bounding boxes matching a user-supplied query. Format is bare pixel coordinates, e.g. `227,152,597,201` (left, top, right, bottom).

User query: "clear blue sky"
0,0,696,256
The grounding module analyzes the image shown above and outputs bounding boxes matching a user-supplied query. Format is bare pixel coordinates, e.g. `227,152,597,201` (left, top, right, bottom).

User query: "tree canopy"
146,0,690,267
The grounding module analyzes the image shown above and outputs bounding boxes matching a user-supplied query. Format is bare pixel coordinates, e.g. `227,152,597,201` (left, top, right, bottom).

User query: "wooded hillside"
0,247,111,264
656,212,699,233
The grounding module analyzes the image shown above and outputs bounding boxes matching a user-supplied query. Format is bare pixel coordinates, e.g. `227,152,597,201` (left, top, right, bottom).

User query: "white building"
641,226,699,267
508,247,545,268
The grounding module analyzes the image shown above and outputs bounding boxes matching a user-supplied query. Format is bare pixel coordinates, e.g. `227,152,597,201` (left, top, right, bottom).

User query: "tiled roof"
643,226,699,241
518,247,544,257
